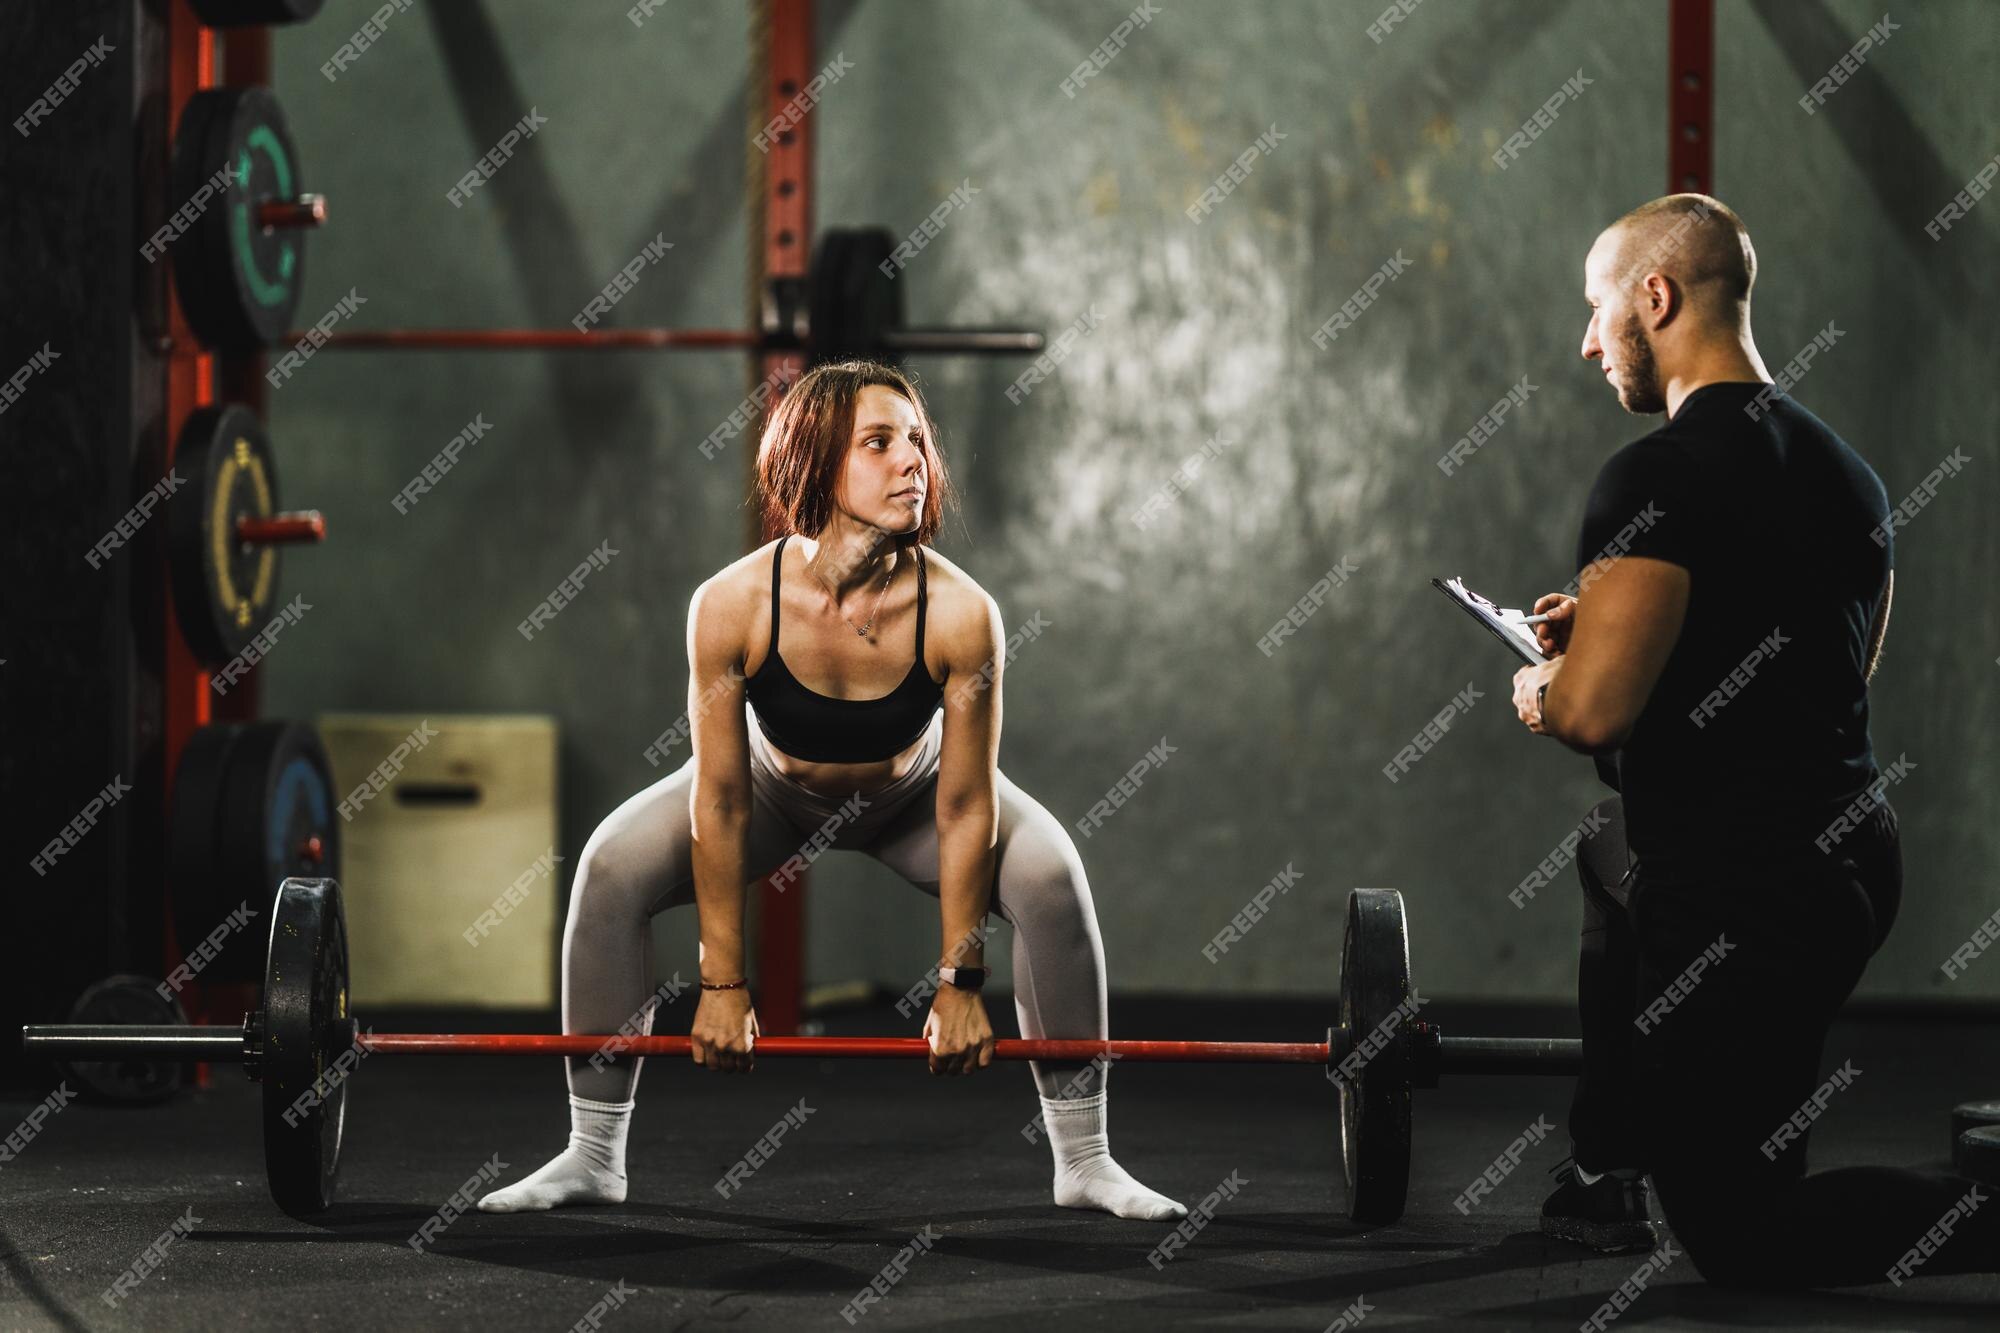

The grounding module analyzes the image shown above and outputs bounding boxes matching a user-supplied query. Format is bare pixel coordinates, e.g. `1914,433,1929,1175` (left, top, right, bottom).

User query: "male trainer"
1507,193,1995,1288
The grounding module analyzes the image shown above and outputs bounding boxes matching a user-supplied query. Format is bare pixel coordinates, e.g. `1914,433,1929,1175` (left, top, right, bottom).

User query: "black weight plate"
1956,1126,2000,1185
189,0,326,25
59,975,189,1104
170,86,306,349
808,229,855,365
208,722,340,983
809,226,904,367
169,405,280,669
1952,1100,2000,1150
169,721,246,969
263,877,349,1215
1337,888,1413,1225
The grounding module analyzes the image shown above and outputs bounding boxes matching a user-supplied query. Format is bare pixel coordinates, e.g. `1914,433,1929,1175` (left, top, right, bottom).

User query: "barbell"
171,86,1042,369
21,882,1579,1223
287,225,1044,368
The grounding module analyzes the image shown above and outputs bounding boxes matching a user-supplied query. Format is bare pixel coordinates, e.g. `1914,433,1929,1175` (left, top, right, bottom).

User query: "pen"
1507,613,1553,626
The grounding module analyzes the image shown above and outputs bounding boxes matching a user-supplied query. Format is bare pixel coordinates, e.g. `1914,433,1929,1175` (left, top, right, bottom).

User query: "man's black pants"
1568,795,1998,1288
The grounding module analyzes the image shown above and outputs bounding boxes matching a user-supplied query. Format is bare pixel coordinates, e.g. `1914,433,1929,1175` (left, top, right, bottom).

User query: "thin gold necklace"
810,546,898,638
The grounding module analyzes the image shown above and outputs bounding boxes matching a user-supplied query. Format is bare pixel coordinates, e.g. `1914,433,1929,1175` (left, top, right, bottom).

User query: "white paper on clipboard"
1431,576,1552,665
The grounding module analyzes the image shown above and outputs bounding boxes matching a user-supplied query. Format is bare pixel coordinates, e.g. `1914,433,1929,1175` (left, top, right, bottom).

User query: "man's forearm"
1541,672,1616,755
937,802,998,966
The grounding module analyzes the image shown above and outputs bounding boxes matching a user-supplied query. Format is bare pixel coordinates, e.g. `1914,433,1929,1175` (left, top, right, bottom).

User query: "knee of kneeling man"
1646,1177,1769,1287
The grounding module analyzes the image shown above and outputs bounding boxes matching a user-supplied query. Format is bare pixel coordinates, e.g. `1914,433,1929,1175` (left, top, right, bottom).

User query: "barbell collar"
1410,1019,1440,1088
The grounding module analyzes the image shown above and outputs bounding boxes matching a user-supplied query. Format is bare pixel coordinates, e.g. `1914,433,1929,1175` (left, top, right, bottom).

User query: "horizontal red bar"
290,328,760,351
237,511,324,544
353,1033,1331,1064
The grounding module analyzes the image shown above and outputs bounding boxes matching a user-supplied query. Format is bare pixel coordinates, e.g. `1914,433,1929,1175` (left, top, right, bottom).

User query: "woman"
479,360,1184,1223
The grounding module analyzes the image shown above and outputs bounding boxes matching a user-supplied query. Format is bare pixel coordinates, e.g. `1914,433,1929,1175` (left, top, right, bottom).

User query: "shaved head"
1599,193,1757,322
1581,194,1763,416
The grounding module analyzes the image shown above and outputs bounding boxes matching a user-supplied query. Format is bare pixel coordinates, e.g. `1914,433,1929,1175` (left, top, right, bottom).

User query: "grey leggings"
562,705,1108,1104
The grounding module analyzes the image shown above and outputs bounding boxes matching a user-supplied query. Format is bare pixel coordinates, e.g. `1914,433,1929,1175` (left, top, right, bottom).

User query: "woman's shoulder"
688,541,781,646
702,538,784,599
918,544,983,602
918,546,1002,646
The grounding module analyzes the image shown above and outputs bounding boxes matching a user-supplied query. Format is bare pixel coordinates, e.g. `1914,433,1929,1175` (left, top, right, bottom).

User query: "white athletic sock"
477,1095,632,1213
1040,1091,1187,1222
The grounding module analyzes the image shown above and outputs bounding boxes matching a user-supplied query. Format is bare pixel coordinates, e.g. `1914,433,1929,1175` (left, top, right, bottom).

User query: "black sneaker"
1540,1155,1658,1254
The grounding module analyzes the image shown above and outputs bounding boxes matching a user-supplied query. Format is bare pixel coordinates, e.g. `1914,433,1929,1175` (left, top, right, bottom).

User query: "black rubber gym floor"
5,997,1999,1331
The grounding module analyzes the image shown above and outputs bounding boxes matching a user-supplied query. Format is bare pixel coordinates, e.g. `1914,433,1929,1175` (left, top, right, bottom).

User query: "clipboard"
1431,576,1553,665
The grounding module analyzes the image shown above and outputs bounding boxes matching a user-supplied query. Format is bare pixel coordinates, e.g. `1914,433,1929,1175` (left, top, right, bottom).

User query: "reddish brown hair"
754,360,955,547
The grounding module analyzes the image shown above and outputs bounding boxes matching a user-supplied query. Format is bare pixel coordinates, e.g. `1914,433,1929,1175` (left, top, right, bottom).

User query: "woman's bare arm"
925,582,1006,1075
935,588,1005,966
686,573,758,1070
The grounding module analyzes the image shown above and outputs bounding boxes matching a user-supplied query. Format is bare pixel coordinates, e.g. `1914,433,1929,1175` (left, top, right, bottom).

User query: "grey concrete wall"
263,0,1998,1003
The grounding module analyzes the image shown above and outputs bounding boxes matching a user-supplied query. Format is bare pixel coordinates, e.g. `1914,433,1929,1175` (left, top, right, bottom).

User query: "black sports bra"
744,536,944,763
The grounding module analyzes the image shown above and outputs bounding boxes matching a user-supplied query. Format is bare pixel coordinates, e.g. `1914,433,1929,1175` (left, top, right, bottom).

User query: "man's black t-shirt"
1575,381,1892,874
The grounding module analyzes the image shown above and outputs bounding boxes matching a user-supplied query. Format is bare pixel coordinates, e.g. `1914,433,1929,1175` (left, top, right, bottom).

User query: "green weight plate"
169,86,306,350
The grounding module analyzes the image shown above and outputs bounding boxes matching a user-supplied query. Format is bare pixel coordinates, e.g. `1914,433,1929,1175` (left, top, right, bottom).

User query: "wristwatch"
938,965,990,992
1537,682,1549,721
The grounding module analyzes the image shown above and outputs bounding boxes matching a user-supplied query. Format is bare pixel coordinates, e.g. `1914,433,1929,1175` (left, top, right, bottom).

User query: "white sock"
1040,1091,1187,1221
477,1095,632,1213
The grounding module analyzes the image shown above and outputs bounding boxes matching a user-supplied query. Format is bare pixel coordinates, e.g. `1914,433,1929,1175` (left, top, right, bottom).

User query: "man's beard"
1611,313,1667,415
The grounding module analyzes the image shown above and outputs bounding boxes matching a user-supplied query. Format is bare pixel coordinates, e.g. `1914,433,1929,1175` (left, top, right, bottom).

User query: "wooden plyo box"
316,714,559,1008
